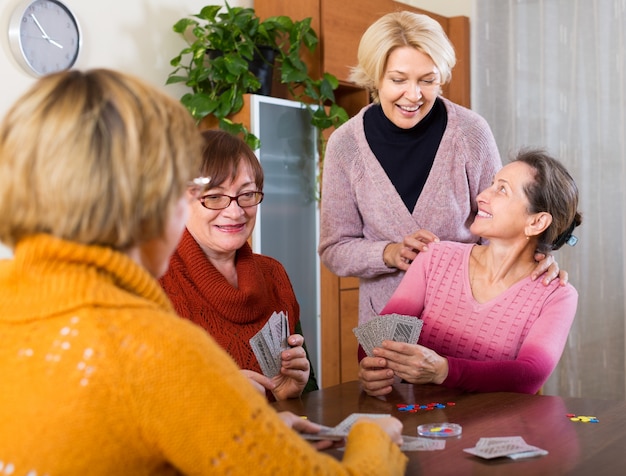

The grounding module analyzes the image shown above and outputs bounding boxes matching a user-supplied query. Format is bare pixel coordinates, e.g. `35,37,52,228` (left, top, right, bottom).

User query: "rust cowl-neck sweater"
160,229,306,379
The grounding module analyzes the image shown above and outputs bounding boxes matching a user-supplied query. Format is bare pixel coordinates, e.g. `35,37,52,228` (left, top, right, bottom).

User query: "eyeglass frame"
197,191,265,210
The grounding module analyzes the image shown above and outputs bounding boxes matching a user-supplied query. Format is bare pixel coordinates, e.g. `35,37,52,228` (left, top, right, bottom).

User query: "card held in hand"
249,311,290,378
353,313,423,357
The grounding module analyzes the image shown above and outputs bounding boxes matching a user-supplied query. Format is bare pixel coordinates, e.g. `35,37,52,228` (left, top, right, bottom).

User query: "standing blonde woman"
0,69,406,475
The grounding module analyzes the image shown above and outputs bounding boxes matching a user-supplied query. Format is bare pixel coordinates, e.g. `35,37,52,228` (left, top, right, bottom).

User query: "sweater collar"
174,229,274,325
1,234,173,321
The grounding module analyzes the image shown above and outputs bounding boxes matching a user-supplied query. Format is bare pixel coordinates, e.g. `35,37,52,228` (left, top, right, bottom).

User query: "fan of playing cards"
249,311,290,378
353,313,424,357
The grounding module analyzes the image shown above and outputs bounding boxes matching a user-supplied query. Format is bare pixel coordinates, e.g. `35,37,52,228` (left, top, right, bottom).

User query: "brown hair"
198,129,264,191
514,149,582,253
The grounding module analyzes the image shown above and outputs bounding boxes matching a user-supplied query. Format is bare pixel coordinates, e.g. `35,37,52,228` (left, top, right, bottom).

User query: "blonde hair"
0,68,203,250
349,11,456,103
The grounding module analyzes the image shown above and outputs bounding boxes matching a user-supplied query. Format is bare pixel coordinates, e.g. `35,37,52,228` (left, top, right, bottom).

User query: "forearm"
442,349,554,394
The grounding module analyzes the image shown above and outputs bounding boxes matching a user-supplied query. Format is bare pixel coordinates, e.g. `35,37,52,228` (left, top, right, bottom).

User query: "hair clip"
189,176,211,188
188,176,211,198
566,235,578,247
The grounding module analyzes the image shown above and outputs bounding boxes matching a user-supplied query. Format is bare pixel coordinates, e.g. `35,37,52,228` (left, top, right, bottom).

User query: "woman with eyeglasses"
319,11,565,337
160,129,318,401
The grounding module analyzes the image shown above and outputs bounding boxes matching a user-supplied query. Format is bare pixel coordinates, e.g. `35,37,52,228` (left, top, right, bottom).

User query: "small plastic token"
417,422,462,438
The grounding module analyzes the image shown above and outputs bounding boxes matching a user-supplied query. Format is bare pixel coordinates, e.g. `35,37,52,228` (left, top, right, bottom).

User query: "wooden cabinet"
255,0,470,387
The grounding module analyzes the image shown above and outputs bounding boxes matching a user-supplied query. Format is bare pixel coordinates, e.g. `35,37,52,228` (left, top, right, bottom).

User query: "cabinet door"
249,95,321,380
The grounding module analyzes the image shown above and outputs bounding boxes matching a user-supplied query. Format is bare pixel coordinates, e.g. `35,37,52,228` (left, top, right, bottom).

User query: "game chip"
397,402,455,412
417,422,462,438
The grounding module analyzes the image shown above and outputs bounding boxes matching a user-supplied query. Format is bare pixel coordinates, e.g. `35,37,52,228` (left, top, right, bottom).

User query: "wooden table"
272,380,626,475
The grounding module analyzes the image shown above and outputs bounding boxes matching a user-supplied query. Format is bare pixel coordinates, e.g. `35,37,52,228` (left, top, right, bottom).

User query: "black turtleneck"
363,98,447,212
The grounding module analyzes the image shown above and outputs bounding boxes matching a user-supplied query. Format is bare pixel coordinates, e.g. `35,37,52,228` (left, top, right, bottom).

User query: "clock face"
9,0,81,77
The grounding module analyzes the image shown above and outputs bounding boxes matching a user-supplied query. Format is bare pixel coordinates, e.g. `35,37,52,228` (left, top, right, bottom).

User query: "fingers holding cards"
250,311,291,378
353,313,423,357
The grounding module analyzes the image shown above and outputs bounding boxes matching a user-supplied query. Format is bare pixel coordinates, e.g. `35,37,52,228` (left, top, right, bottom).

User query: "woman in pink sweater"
318,12,563,328
359,149,582,395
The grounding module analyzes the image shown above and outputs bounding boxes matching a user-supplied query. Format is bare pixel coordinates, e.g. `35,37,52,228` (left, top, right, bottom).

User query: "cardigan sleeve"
442,285,578,394
319,113,400,279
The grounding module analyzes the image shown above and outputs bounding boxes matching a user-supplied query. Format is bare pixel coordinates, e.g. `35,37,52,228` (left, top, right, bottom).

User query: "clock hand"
30,13,64,49
30,14,50,39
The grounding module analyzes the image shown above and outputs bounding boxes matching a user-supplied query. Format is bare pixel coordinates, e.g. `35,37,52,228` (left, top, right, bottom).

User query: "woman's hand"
358,355,397,396
277,412,339,450
383,229,439,270
271,334,310,400
373,340,449,385
241,369,274,396
532,252,568,286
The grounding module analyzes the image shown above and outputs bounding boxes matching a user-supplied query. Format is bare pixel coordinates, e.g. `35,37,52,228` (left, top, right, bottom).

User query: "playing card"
299,425,346,441
331,413,391,435
353,324,376,357
353,313,423,356
400,436,446,451
303,413,445,452
249,311,291,378
267,311,289,353
387,313,424,344
463,436,548,459
250,331,279,378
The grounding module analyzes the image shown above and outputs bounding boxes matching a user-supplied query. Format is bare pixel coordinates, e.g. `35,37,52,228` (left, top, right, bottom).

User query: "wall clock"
8,0,81,77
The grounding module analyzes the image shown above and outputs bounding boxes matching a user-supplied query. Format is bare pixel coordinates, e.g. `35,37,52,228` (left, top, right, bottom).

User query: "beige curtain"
474,0,626,399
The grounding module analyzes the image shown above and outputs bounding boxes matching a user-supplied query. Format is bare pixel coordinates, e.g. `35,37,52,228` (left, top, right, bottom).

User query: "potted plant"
167,1,349,152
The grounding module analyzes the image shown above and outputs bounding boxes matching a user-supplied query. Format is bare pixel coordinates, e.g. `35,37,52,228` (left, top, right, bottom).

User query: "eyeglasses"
199,191,264,210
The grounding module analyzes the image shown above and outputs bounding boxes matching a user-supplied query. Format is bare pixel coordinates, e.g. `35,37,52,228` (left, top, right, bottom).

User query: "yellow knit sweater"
0,234,407,475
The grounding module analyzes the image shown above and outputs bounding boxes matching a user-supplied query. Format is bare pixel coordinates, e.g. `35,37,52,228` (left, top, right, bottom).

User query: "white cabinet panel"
250,95,321,379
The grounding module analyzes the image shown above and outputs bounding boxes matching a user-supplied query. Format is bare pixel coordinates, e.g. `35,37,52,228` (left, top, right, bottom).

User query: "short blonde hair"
349,11,456,103
0,68,203,250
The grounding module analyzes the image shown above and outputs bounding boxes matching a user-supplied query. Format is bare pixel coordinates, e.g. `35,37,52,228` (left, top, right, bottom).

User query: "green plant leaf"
181,92,218,120
197,5,221,22
173,18,197,34
167,2,348,174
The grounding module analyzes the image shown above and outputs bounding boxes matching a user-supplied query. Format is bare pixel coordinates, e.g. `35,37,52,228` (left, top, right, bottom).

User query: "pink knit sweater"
319,99,502,325
382,241,578,394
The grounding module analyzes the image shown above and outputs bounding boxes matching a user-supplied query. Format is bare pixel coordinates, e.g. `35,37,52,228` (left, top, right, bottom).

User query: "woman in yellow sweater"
0,69,406,475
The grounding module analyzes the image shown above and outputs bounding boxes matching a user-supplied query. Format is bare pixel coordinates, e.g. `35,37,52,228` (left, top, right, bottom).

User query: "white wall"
398,0,474,18
0,0,471,119
0,0,252,259
0,0,470,260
